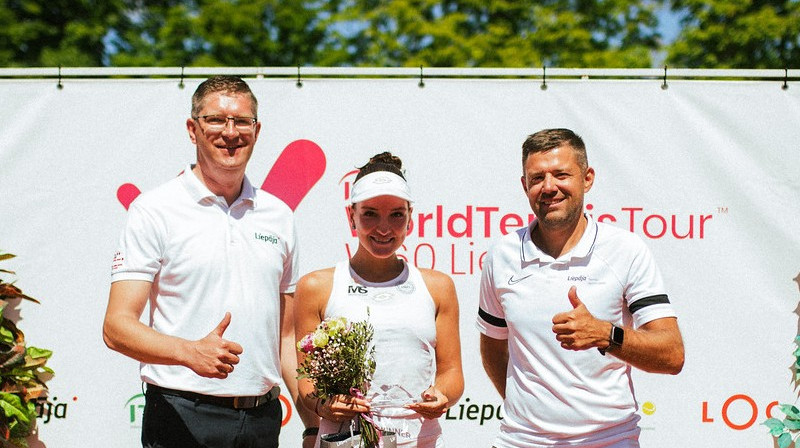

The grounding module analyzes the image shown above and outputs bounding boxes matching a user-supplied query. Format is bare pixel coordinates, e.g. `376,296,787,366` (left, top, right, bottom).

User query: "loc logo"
279,394,292,426
702,394,779,430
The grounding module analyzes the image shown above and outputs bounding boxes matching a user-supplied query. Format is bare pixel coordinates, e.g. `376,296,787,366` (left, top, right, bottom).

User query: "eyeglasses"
194,115,257,133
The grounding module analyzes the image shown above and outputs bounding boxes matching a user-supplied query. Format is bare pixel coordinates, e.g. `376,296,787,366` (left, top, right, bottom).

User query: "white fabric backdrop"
0,76,798,447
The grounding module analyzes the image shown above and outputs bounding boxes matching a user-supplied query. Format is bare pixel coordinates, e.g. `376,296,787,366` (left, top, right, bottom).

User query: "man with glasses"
103,76,318,447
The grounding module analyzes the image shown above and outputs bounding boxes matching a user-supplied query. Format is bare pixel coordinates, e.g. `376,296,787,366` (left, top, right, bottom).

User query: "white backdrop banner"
0,76,799,447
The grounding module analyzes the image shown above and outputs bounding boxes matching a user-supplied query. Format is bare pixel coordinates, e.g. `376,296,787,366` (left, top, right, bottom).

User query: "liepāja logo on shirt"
254,232,280,244
567,274,604,284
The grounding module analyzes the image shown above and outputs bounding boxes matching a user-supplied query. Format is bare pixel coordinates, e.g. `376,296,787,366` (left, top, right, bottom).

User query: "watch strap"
598,324,624,356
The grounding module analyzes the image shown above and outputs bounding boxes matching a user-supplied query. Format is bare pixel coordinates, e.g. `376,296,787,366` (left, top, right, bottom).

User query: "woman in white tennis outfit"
295,152,464,448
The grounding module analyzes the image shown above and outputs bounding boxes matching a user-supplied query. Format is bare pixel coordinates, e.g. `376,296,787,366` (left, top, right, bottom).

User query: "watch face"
611,325,625,345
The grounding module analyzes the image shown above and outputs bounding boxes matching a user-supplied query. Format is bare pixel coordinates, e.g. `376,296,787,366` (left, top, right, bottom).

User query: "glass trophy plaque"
367,327,436,417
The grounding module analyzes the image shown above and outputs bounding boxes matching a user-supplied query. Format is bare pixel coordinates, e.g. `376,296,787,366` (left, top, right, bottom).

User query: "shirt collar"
521,214,598,263
181,164,257,207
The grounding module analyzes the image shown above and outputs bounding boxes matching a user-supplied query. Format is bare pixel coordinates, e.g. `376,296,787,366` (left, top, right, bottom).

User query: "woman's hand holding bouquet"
297,316,381,447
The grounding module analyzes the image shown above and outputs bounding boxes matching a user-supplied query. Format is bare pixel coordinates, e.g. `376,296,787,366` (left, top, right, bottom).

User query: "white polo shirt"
111,165,298,396
477,216,676,447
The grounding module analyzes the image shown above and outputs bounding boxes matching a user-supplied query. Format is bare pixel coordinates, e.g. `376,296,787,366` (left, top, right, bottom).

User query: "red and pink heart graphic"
117,139,326,211
116,183,141,211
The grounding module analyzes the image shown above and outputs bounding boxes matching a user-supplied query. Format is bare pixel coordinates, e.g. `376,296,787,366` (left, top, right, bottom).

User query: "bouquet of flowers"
297,316,379,447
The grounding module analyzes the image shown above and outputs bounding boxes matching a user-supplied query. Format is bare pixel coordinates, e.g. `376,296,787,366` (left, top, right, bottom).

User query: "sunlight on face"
522,145,594,230
351,195,411,259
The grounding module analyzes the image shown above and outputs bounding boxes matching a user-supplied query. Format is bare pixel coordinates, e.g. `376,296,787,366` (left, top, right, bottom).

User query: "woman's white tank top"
318,260,442,447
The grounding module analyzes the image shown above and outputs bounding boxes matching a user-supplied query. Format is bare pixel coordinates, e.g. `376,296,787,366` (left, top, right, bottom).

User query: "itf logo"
125,393,145,428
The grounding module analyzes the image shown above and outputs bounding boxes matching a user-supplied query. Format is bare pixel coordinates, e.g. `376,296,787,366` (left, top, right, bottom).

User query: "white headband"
349,171,413,204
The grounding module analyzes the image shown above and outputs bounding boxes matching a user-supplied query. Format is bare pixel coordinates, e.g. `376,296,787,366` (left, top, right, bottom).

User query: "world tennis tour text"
344,203,716,275
345,204,714,240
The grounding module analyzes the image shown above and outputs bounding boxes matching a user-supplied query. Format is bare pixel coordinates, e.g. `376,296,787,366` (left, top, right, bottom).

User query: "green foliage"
319,0,663,67
1,0,797,69
666,0,800,68
0,393,35,446
109,0,327,66
0,0,124,67
0,0,666,68
0,251,54,448
763,336,800,448
764,408,798,448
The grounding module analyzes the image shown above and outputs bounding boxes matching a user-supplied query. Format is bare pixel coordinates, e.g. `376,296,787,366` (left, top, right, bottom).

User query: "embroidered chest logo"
508,274,533,285
370,292,395,303
396,282,415,294
254,232,279,244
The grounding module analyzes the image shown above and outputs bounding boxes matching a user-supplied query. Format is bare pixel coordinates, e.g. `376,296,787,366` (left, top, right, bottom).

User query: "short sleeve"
110,199,163,283
624,237,677,328
476,246,509,340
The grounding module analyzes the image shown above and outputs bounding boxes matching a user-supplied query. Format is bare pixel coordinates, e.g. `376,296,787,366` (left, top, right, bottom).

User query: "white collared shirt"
112,165,298,396
477,215,676,447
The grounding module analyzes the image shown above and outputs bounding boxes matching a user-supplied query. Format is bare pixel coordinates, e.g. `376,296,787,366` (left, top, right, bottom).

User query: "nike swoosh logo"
508,274,533,285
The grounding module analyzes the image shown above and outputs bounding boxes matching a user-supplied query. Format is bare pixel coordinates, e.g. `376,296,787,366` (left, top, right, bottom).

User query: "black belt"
147,384,280,409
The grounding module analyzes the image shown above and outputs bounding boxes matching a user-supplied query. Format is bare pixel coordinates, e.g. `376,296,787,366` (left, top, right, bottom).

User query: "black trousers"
142,387,282,448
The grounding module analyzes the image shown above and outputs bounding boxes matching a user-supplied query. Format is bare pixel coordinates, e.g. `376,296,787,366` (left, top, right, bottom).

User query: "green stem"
358,414,380,448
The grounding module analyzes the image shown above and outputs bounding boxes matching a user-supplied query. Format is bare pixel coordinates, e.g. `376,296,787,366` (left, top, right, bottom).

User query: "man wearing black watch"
598,324,625,356
479,129,685,448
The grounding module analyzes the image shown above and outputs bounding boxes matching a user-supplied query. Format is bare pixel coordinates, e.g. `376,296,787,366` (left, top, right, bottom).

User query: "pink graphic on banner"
260,139,326,211
116,139,326,211
117,183,141,211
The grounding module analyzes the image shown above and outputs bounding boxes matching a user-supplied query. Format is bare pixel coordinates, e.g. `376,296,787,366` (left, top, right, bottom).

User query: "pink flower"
298,334,315,353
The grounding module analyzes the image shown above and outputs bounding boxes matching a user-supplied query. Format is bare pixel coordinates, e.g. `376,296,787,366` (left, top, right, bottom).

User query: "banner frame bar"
0,66,798,81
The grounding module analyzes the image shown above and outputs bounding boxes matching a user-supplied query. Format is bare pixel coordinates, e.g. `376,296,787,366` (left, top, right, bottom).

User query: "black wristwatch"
302,427,319,438
598,324,624,356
